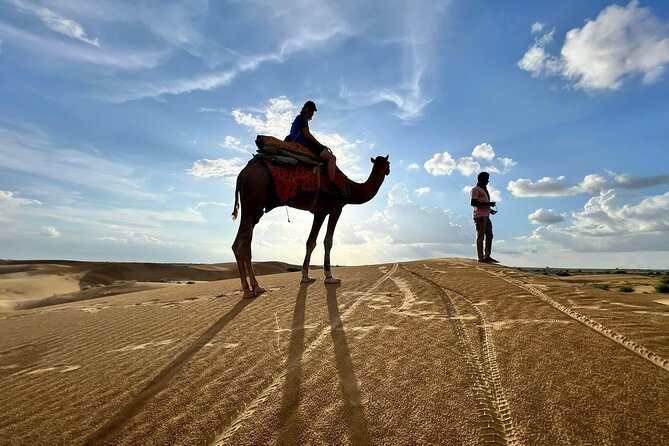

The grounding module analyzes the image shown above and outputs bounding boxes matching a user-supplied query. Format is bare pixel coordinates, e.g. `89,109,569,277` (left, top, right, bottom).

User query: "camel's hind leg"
232,213,262,299
323,207,343,284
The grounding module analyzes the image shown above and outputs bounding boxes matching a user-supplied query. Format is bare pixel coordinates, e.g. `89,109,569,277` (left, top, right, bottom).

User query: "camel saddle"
253,135,349,212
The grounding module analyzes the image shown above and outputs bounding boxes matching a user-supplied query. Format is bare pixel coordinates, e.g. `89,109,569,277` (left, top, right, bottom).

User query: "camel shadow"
277,282,371,445
326,283,373,445
85,297,256,445
276,282,310,444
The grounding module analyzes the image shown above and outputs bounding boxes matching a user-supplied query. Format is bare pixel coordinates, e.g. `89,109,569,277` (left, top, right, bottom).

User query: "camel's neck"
346,166,386,205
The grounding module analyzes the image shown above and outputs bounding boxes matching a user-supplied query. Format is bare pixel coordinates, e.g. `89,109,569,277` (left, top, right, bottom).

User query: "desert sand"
1,258,668,445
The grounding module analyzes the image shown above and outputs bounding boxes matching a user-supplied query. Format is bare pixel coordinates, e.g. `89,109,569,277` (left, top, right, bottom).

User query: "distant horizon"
3,257,668,272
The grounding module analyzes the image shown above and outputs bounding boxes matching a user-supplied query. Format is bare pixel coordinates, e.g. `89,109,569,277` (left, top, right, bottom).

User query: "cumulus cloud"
472,143,495,161
219,136,251,154
425,143,515,177
415,187,430,196
351,184,471,245
531,22,545,34
455,156,480,176
518,1,669,90
424,151,456,176
12,0,100,46
530,190,669,252
508,174,608,197
39,226,60,237
187,158,246,180
407,163,420,170
528,208,566,225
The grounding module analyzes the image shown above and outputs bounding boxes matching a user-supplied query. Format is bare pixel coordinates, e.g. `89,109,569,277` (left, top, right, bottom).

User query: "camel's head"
371,155,390,176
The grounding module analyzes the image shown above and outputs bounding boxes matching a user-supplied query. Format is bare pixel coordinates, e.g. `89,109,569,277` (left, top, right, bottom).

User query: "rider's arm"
302,127,328,151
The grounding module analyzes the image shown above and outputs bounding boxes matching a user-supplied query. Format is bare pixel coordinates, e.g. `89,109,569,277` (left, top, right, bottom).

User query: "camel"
231,155,390,298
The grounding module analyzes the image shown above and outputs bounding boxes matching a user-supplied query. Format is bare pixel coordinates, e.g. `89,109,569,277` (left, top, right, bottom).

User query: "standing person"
471,171,499,263
289,100,340,194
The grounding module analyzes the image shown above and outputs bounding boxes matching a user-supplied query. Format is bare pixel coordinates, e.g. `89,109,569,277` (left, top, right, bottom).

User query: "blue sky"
1,0,668,268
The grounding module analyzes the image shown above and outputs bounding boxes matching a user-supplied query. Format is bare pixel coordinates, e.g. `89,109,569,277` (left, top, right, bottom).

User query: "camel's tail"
231,176,240,221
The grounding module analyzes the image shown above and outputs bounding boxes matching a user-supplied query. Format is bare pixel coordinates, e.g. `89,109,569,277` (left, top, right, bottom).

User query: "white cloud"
351,184,471,246
507,174,608,197
12,0,100,46
519,1,669,90
187,158,247,180
407,163,419,170
528,208,565,225
531,22,545,34
472,143,495,161
415,187,430,196
0,21,166,70
39,226,60,237
455,156,480,176
220,136,251,154
425,143,515,178
614,173,669,188
0,190,41,207
424,151,456,176
530,190,669,252
231,96,296,139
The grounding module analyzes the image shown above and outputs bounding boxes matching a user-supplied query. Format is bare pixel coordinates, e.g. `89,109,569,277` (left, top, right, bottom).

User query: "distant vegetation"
618,286,634,293
592,283,609,291
655,277,669,293
556,270,571,277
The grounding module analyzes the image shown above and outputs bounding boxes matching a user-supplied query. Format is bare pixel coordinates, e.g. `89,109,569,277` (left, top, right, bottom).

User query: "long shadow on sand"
326,284,372,446
276,283,310,445
84,297,256,446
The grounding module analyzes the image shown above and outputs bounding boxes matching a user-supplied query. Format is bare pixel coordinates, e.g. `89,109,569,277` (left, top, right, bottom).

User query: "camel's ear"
370,157,374,163
385,155,389,161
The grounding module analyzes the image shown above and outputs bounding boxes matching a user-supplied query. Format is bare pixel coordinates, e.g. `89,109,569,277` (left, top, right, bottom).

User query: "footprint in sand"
108,339,175,353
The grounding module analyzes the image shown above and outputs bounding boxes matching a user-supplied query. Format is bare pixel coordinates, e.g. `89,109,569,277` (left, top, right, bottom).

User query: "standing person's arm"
471,198,496,207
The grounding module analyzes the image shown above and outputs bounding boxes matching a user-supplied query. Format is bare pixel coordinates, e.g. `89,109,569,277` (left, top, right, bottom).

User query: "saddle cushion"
255,135,320,163
257,159,349,211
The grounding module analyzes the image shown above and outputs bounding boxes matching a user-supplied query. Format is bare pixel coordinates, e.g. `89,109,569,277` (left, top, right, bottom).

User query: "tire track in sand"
402,265,521,446
212,263,399,445
476,266,669,374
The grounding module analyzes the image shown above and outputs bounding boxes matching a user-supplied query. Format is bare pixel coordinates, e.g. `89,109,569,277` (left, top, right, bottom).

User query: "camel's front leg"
323,207,342,284
301,212,327,283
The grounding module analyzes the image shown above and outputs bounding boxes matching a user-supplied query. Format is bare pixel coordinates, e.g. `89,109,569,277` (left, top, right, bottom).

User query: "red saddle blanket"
258,159,349,210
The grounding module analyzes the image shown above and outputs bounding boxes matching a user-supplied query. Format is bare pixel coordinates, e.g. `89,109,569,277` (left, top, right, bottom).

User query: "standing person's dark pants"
474,216,493,260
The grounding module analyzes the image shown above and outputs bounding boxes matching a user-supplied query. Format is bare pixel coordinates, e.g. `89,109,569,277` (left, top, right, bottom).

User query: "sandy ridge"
477,266,669,374
402,265,520,446
212,263,399,445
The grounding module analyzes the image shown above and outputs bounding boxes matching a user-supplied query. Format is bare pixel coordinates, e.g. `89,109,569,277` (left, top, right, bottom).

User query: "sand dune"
0,260,299,311
1,259,668,445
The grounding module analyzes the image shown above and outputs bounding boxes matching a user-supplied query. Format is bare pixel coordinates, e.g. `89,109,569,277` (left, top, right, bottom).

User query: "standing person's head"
477,171,490,185
301,100,317,120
